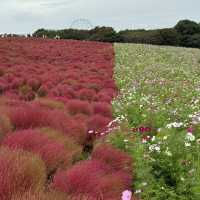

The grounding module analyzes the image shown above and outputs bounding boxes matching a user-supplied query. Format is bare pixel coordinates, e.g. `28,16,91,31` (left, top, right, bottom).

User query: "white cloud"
0,0,199,34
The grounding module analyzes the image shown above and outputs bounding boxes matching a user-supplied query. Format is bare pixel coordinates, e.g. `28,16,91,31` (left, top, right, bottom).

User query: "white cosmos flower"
166,122,183,128
151,136,156,141
180,177,185,181
149,144,160,152
142,139,147,143
185,142,191,147
142,182,147,186
135,189,141,194
185,133,195,141
163,136,168,140
154,146,161,152
165,150,172,156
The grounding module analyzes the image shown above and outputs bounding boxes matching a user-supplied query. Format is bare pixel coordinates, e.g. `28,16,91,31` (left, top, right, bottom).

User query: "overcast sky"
0,0,200,34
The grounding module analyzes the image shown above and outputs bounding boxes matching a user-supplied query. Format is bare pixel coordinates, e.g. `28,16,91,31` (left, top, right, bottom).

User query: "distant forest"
2,19,200,48
32,19,200,48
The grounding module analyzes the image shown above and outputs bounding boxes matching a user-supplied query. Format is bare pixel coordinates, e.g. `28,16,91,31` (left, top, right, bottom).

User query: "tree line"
32,19,200,48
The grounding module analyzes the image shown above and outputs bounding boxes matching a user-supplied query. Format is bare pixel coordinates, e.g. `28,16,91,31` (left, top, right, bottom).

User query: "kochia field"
0,38,135,200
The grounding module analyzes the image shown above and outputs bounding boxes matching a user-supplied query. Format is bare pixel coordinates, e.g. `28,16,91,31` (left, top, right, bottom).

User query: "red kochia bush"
95,92,113,103
92,144,133,173
10,78,24,89
93,102,113,118
44,110,87,145
67,100,93,116
8,104,48,129
66,119,88,145
0,82,6,94
0,147,46,200
87,114,111,133
78,88,96,101
0,112,13,142
3,129,72,173
52,160,111,196
11,190,69,200
94,171,132,199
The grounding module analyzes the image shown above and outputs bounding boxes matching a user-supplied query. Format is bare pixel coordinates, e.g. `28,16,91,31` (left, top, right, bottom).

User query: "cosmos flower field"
111,43,200,199
0,38,200,200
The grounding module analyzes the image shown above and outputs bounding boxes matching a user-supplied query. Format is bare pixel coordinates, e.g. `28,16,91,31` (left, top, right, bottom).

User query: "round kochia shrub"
95,171,132,199
92,144,133,173
52,160,132,199
3,129,73,174
0,147,46,200
48,112,88,145
52,160,112,196
78,88,96,101
87,114,111,133
11,190,69,200
38,127,82,162
8,104,48,129
34,98,65,110
93,102,113,118
0,68,4,77
67,100,93,116
0,112,13,142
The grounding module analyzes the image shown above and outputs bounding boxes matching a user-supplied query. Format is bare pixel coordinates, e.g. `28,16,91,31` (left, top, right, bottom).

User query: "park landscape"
0,36,200,200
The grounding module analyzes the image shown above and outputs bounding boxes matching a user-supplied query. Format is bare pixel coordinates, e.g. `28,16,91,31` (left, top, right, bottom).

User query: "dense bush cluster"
32,19,200,48
0,38,135,199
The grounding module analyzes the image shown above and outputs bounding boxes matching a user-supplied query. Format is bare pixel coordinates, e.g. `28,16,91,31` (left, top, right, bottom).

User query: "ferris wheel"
70,18,94,30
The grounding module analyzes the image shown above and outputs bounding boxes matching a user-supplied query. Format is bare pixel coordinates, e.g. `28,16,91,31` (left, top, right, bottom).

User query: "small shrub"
10,78,24,89
73,113,88,123
11,190,69,200
0,69,5,77
68,119,88,145
8,104,48,129
87,114,111,133
67,100,93,116
0,82,6,94
40,128,83,163
52,160,112,196
0,112,13,142
3,129,73,174
44,110,73,136
34,98,65,110
92,144,133,173
96,92,112,103
78,88,96,101
0,147,46,200
93,102,113,118
94,171,132,199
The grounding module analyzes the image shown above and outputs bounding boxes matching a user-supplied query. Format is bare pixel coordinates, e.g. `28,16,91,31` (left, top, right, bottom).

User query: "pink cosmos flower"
187,127,193,133
122,190,132,200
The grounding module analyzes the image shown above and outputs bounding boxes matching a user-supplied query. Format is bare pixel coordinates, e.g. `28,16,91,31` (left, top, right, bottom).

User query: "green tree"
175,19,200,35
